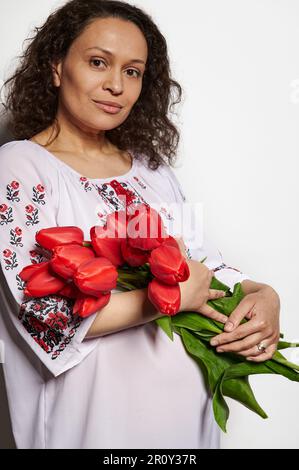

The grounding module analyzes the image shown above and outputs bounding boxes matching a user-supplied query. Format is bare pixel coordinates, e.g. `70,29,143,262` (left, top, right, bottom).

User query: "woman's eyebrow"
85,46,146,64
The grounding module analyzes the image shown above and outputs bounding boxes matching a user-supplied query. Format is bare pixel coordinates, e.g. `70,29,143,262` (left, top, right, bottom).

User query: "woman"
0,0,280,449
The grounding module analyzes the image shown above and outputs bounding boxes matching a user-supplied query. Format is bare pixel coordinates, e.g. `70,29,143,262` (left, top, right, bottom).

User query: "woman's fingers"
209,319,262,347
240,337,276,358
214,332,264,354
198,303,228,324
208,289,226,300
246,342,277,362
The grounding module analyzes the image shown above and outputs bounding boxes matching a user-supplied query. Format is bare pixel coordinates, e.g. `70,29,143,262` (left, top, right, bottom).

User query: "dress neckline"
24,139,137,182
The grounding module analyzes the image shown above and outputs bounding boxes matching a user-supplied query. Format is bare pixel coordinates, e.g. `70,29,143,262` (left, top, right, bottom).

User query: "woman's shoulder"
0,139,57,182
1,139,37,157
0,139,50,165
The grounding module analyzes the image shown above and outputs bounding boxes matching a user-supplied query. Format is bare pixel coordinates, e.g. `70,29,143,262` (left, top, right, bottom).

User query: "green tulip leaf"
213,375,229,433
155,316,174,341
172,312,223,334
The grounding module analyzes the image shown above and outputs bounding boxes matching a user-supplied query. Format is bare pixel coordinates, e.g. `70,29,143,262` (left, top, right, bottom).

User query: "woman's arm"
85,288,162,338
85,256,229,339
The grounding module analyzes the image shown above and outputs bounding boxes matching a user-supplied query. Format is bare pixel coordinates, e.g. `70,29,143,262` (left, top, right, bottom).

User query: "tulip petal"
50,244,95,280
149,244,190,285
36,226,84,251
120,239,150,267
19,261,50,282
148,278,181,316
59,282,81,299
74,257,118,297
25,268,66,297
126,204,167,251
73,292,111,318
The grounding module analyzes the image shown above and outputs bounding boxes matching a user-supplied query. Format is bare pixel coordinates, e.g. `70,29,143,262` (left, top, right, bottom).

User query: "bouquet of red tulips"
19,203,299,432
19,204,190,318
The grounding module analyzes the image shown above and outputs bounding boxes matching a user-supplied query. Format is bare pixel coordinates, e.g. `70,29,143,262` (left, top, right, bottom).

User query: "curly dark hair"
1,0,183,170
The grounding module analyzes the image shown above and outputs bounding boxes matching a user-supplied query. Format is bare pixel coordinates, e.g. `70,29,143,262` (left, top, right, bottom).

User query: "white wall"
1,0,299,449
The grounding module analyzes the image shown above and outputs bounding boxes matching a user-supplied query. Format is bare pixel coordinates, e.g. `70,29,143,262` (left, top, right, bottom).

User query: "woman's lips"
93,101,123,114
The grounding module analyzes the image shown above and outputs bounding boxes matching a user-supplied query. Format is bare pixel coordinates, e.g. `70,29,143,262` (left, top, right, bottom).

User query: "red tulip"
148,278,181,316
148,244,190,285
126,203,167,251
91,228,123,267
120,239,150,267
74,257,118,297
58,282,81,299
90,210,128,267
19,261,50,282
50,244,95,280
162,235,180,249
24,267,66,297
36,226,84,251
73,291,111,318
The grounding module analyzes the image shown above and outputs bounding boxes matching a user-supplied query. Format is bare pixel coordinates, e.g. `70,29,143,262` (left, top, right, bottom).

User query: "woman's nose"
102,70,123,94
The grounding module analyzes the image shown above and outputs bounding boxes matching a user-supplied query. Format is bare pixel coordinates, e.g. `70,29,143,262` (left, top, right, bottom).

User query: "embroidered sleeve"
0,143,98,376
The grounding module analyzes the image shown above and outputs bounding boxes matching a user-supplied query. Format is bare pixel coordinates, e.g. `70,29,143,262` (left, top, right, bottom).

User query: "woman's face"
52,17,148,134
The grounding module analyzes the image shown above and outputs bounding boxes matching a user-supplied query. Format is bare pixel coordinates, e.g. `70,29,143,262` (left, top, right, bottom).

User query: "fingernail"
217,348,224,353
225,321,234,331
210,339,218,346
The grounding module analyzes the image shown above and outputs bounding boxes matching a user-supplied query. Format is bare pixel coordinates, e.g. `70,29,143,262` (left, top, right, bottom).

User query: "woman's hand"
209,286,281,361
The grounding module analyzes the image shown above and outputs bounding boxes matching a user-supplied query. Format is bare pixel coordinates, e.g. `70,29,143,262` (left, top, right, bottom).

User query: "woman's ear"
52,61,62,88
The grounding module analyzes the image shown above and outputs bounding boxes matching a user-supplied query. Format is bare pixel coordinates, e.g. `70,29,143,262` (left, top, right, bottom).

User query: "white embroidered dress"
0,140,250,449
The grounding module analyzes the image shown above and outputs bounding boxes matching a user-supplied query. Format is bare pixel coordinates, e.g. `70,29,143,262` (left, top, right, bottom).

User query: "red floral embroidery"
32,184,46,205
9,226,24,247
80,177,92,192
19,295,83,360
110,180,136,205
25,204,39,226
2,249,18,270
0,204,13,225
45,312,69,331
6,181,20,202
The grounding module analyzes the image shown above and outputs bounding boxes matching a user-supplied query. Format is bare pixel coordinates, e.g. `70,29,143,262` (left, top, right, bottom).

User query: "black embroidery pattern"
25,205,39,226
213,263,241,274
0,205,13,225
80,177,93,192
9,227,24,247
94,179,146,213
2,250,18,270
16,273,26,291
32,185,46,205
6,181,20,202
19,295,83,360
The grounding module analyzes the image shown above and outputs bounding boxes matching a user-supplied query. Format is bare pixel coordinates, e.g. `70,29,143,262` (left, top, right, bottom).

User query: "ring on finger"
257,342,267,353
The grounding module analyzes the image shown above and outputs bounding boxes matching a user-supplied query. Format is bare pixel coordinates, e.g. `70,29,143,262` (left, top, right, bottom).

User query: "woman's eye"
90,59,141,78
126,69,141,78
90,59,104,68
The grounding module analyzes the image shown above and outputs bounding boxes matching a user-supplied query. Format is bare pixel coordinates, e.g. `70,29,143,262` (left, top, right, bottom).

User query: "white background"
0,0,299,449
